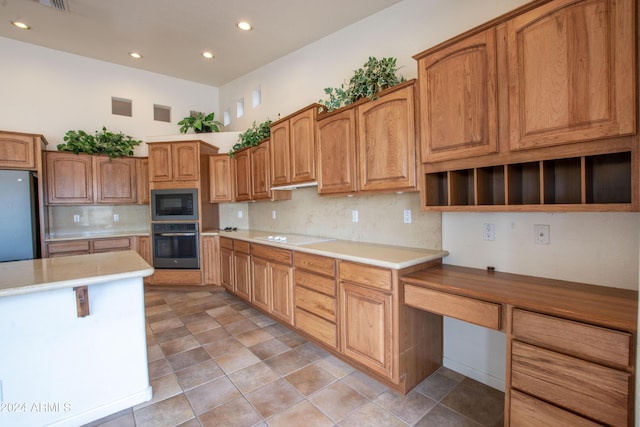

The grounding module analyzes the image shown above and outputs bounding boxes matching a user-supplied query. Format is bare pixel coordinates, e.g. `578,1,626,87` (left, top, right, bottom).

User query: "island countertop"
0,250,154,298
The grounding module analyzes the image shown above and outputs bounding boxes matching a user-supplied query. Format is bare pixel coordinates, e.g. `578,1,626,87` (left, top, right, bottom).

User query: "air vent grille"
34,0,69,12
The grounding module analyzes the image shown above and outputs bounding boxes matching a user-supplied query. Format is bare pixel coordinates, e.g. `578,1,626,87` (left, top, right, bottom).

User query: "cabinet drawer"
404,285,501,330
220,237,234,250
511,340,630,427
295,308,337,349
251,243,292,265
294,252,336,277
234,240,251,254
295,286,335,322
295,270,336,296
512,309,632,368
92,237,131,252
510,389,601,427
47,240,90,254
339,261,391,291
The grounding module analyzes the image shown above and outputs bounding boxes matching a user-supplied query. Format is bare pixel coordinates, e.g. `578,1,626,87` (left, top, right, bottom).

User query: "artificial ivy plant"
228,119,272,156
319,56,405,112
57,127,142,158
178,111,223,133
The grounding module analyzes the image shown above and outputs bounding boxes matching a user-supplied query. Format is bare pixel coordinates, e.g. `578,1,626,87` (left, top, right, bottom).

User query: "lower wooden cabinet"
46,237,132,257
251,244,294,325
134,236,152,285
234,241,251,301
219,237,234,292
201,236,219,285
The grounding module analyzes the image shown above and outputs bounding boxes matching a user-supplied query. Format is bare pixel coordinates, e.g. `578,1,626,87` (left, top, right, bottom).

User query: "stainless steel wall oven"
152,222,199,269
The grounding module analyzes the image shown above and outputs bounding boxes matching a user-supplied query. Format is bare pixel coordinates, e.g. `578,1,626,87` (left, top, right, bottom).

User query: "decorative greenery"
319,56,405,112
57,127,142,158
228,119,273,156
178,111,223,134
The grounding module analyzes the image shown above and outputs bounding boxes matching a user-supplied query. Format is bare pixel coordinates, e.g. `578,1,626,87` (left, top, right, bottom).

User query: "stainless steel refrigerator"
0,169,40,262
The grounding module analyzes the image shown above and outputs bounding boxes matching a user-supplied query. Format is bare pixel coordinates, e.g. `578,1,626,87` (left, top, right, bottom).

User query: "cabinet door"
45,152,93,204
419,29,498,162
339,281,393,379
234,149,251,201
505,0,635,151
0,133,35,169
135,236,152,284
234,252,251,301
290,107,316,183
252,257,271,312
219,247,234,291
251,141,271,200
357,83,417,192
136,158,149,204
148,143,172,182
173,142,200,181
271,262,294,325
316,108,357,195
201,236,218,285
93,156,137,204
209,155,234,202
270,121,291,187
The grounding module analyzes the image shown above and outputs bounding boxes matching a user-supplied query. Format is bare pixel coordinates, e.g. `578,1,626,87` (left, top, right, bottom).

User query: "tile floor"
86,288,504,427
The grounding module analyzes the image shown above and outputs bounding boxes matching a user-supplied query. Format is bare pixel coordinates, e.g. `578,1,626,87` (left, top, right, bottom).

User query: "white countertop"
211,230,448,269
45,230,150,241
0,251,154,297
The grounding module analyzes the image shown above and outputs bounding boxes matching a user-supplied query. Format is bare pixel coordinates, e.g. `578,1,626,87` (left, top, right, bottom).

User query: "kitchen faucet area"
1,0,639,425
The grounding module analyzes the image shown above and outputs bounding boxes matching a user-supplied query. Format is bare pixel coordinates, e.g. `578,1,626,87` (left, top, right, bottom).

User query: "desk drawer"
294,252,336,277
404,285,501,330
295,308,337,349
511,341,630,427
339,262,391,291
512,309,632,368
295,286,335,322
510,389,601,427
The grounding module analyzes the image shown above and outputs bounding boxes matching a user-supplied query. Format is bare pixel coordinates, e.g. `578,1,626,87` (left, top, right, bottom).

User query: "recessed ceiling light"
237,21,252,31
12,21,31,30
129,52,142,59
202,51,214,59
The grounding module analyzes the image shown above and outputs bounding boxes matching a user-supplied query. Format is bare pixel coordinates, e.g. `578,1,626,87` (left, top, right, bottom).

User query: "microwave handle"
157,232,197,237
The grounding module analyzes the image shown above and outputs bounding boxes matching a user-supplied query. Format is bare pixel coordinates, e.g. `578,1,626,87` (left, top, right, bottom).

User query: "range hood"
271,181,318,191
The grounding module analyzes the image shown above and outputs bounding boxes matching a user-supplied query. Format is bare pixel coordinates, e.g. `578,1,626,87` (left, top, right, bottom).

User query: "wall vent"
34,0,69,12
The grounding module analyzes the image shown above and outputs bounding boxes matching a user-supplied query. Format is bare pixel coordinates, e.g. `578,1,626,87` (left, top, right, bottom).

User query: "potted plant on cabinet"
228,119,272,156
178,111,223,134
57,127,142,158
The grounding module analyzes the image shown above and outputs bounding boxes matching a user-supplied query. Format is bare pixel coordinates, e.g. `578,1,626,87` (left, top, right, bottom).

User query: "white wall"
0,36,219,156
218,0,640,391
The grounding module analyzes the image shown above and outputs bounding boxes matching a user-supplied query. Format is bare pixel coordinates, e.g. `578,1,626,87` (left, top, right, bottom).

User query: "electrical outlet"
272,210,276,220
73,214,80,223
113,213,119,222
483,223,495,241
352,210,359,223
403,209,412,224
237,210,243,219
535,224,550,244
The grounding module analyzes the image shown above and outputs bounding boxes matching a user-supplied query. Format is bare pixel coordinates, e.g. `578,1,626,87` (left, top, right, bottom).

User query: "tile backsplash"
47,205,151,237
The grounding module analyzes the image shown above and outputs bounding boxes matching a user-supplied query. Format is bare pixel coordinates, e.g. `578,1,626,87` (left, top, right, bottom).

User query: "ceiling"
0,0,402,87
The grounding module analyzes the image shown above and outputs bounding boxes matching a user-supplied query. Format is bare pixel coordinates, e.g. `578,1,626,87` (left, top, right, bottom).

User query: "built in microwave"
151,188,198,221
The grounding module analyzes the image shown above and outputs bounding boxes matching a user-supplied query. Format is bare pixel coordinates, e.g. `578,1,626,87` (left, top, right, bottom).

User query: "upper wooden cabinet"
234,140,291,202
209,154,235,203
417,29,498,162
44,151,146,205
136,158,149,204
0,131,47,170
316,80,418,196
270,104,318,187
234,148,251,201
148,142,202,183
505,0,635,151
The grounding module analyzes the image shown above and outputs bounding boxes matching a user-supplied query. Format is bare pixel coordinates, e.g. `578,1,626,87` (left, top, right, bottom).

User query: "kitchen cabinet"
294,252,337,349
209,154,234,202
417,28,498,163
270,104,318,187
251,243,294,325
219,237,234,292
505,0,635,152
134,235,152,285
137,158,149,204
201,235,219,285
233,240,251,301
46,236,132,257
148,142,200,183
233,148,251,201
316,80,417,195
45,152,145,205
0,131,46,170
234,140,291,202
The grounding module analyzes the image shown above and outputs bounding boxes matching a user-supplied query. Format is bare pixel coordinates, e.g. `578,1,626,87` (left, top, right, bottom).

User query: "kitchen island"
0,251,153,427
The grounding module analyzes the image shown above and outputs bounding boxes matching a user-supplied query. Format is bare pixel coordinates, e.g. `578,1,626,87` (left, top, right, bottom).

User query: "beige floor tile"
153,325,191,343
264,349,312,376
413,368,462,401
185,316,221,334
414,404,480,427
249,337,291,360
314,354,355,379
133,394,195,427
158,334,201,356
149,316,184,333
194,326,230,345
134,373,182,409
223,317,260,334
284,364,336,396
228,361,279,393
374,389,437,425
185,376,241,415
440,378,504,426
245,379,304,418
167,347,211,371
235,327,274,347
206,305,239,319
337,402,406,427
308,381,368,423
278,331,307,348
175,358,224,391
341,370,388,400
215,346,261,374
202,335,244,358
198,396,262,427
267,400,334,427
147,358,174,381
295,342,331,362
146,343,164,362
145,304,171,317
